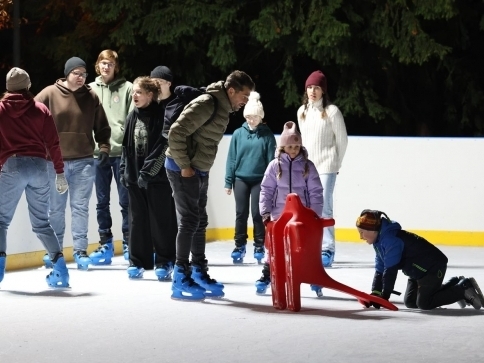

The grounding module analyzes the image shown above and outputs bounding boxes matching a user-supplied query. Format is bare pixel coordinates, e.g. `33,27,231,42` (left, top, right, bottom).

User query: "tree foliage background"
1,0,483,136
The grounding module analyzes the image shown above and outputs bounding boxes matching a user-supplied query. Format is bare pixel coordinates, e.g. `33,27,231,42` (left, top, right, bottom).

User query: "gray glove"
55,173,68,194
138,174,149,189
98,151,110,167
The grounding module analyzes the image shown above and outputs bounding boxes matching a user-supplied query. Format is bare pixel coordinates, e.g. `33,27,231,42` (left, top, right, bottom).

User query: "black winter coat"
120,102,169,185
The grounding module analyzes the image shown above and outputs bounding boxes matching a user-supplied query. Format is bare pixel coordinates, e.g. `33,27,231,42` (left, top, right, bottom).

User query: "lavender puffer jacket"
259,147,324,221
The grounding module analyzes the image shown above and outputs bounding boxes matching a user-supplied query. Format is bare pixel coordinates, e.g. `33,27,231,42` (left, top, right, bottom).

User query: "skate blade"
128,275,144,280
469,278,484,306
90,259,112,266
204,291,225,299
48,284,71,290
171,290,205,301
256,289,269,296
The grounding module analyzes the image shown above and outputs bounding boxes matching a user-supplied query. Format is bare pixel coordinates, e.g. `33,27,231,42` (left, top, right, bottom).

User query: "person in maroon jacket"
0,67,70,288
35,57,111,270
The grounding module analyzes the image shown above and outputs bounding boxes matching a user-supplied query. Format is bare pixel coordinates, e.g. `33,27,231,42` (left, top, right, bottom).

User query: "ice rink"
1,241,483,363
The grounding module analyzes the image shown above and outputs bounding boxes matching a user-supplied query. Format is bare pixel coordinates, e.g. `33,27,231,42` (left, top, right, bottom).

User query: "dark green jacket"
166,81,232,172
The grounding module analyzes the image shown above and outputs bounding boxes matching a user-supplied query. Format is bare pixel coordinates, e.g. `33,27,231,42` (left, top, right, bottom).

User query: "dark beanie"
305,70,327,94
356,210,382,231
150,66,173,82
64,57,87,77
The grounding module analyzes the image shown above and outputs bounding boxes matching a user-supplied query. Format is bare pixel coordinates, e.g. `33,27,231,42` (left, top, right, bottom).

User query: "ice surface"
1,241,483,363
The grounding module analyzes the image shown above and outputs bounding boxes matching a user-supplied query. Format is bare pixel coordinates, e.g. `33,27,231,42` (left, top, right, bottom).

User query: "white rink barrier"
4,136,484,270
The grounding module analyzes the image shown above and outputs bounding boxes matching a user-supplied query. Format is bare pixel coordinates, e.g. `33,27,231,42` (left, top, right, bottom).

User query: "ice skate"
171,263,205,301
310,284,323,298
42,253,53,269
127,266,144,279
468,277,484,307
73,250,91,270
231,245,246,264
322,250,334,268
123,243,129,261
253,245,265,264
122,232,129,260
255,275,270,295
155,262,174,281
191,260,224,298
442,275,466,308
0,252,6,284
89,239,114,265
460,278,482,310
46,254,70,288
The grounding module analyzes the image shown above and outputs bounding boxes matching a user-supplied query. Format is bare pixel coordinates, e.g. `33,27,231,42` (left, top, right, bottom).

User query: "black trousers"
166,170,209,265
403,264,466,310
233,179,265,247
127,182,177,270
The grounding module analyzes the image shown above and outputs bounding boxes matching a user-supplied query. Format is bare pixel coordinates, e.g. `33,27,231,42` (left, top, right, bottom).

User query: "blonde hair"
276,146,310,179
95,49,120,76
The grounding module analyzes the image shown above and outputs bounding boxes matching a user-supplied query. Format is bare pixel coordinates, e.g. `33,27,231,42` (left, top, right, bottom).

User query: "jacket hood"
54,78,92,95
93,75,127,88
205,80,233,113
0,93,35,118
274,145,309,160
241,122,272,138
377,218,402,240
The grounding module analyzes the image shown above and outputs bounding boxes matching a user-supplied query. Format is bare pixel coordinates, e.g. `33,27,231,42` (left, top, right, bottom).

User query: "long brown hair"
299,92,331,120
276,146,310,179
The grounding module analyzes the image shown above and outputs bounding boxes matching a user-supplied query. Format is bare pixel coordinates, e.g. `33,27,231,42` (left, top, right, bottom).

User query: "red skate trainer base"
265,193,398,312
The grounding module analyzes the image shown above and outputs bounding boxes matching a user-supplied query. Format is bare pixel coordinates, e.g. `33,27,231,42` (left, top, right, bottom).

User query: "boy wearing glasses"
35,56,111,270
89,50,133,265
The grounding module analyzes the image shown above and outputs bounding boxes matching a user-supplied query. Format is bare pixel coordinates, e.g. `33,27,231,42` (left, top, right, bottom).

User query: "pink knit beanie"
279,121,302,146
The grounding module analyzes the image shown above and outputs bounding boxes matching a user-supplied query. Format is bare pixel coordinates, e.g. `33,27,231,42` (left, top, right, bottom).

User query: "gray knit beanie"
6,67,31,91
64,57,87,77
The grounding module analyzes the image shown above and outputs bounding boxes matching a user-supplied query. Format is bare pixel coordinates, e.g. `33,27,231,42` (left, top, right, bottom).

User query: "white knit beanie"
6,67,31,92
243,91,264,118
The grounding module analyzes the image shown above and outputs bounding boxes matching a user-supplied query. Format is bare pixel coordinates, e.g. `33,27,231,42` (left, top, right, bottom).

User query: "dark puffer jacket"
371,218,448,298
165,80,233,172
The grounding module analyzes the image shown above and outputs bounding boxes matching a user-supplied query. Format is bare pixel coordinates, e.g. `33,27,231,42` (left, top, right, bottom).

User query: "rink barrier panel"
4,136,484,272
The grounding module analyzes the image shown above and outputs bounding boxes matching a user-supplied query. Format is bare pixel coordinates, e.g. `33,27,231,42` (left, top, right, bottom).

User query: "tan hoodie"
35,79,111,160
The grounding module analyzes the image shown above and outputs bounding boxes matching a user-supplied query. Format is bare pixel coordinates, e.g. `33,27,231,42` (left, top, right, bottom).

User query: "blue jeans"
0,157,61,259
94,156,129,234
48,158,95,251
319,173,337,252
166,169,209,265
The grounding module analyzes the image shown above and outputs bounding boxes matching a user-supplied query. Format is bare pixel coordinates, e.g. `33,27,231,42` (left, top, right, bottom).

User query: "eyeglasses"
131,90,145,96
99,62,115,69
71,71,88,79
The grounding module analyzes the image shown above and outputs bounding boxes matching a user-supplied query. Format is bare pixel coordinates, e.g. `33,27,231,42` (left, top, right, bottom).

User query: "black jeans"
166,169,209,265
404,264,466,310
233,179,265,247
127,182,177,270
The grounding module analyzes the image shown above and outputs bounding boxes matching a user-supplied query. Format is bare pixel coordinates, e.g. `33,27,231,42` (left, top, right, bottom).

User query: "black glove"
120,175,128,188
98,151,109,167
138,174,149,189
363,292,386,309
